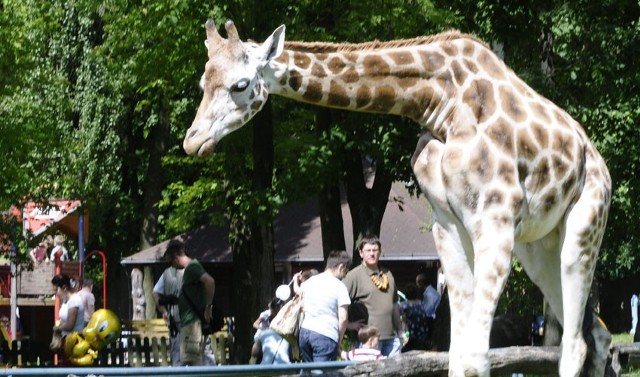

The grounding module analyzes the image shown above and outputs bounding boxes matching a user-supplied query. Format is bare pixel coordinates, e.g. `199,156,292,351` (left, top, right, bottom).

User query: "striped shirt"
341,347,384,361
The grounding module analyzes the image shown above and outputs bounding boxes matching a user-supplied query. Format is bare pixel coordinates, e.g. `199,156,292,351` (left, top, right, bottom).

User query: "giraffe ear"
256,25,285,68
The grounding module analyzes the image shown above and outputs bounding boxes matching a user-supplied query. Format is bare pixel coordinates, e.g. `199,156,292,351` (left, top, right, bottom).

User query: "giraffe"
184,20,612,377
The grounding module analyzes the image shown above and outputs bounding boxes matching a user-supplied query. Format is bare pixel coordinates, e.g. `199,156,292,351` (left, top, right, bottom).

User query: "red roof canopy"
21,200,88,241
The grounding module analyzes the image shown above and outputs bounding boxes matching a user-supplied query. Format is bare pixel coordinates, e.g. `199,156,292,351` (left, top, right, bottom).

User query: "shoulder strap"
181,286,206,323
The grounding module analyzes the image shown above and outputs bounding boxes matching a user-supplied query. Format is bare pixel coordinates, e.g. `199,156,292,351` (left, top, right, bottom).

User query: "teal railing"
0,361,356,377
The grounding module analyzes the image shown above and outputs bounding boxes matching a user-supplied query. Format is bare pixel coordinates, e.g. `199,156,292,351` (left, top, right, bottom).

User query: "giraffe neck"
263,34,472,138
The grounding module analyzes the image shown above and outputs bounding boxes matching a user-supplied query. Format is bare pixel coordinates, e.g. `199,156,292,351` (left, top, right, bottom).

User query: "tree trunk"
231,237,254,365
344,152,392,265
139,96,169,249
229,100,276,364
251,100,276,315
315,108,346,259
335,347,561,377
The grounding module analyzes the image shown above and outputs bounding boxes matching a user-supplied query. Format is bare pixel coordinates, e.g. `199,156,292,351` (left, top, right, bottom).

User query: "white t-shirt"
59,293,85,335
50,245,69,261
300,271,350,342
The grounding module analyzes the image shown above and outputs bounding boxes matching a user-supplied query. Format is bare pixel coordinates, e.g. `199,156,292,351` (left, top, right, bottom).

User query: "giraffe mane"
283,30,489,53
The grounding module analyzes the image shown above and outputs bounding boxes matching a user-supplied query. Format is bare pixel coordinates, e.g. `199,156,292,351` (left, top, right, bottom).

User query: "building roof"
121,182,437,265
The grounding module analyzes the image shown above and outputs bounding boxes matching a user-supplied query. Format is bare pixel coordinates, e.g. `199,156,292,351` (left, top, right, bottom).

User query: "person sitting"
341,325,385,361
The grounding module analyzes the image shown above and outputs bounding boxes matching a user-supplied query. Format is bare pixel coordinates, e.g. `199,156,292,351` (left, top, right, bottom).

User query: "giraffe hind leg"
558,190,609,377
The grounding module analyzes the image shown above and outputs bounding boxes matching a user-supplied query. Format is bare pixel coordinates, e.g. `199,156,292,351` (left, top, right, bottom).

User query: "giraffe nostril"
188,129,198,139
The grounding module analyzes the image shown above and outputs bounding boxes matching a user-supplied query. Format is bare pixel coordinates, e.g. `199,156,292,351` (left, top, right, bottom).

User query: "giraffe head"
183,20,285,156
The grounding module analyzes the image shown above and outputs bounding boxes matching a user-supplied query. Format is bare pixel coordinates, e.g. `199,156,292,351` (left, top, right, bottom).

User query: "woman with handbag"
297,250,351,362
50,274,85,366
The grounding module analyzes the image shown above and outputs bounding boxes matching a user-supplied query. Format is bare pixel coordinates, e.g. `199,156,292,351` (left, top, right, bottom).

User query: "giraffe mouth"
197,138,216,157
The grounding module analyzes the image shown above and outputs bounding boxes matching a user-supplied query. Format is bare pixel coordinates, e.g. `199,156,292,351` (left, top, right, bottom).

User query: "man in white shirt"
298,250,351,362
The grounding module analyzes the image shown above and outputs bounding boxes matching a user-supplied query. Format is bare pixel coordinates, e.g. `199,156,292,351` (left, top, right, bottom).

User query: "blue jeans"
298,327,338,362
379,337,402,357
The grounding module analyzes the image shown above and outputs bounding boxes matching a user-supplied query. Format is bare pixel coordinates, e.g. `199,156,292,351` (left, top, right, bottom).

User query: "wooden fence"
97,318,234,367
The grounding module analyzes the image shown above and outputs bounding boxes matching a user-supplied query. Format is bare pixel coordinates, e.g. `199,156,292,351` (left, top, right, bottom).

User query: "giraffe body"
185,21,611,377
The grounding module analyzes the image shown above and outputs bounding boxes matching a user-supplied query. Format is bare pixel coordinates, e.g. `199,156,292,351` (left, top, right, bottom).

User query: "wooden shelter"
121,182,440,319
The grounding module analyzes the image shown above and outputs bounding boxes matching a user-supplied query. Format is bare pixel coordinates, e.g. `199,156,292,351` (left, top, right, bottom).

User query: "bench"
98,318,234,367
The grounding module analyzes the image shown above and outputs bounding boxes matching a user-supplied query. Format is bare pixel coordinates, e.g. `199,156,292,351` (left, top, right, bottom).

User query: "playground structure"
0,199,108,365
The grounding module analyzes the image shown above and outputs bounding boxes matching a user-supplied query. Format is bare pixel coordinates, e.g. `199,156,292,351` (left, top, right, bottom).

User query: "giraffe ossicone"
185,20,612,377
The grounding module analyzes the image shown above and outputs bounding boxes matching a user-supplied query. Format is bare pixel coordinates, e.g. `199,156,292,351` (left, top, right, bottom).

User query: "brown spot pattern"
542,188,558,211
517,129,538,160
343,67,359,83
462,43,475,56
251,100,263,110
293,52,311,69
398,77,420,89
328,80,350,107
288,71,303,92
367,85,396,112
363,55,390,79
486,118,514,156
463,79,496,123
469,140,493,183
562,175,577,197
408,87,436,119
419,51,445,73
449,123,477,141
356,86,372,108
498,160,516,185
478,50,506,80
530,156,551,192
500,86,527,122
531,122,549,149
401,102,422,121
441,42,459,57
464,58,479,74
552,155,569,178
302,80,323,103
552,131,576,160
451,60,468,87
311,63,327,78
484,190,504,207
389,51,415,65
517,161,529,182
327,57,346,75
511,194,523,213
465,182,480,212
532,102,551,123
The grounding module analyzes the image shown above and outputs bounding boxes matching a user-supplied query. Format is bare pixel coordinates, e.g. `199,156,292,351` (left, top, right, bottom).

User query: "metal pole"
9,235,17,342
78,213,85,279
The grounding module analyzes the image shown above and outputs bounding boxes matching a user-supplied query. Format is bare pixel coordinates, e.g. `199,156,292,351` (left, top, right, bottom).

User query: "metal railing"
0,361,355,377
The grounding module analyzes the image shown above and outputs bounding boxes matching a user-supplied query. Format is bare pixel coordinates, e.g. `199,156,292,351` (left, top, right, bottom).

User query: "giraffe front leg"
429,221,474,377
457,216,514,377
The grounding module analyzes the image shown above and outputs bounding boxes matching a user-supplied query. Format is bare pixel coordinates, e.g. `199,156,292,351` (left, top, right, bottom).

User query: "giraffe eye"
230,79,250,92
